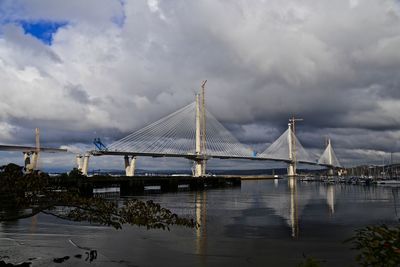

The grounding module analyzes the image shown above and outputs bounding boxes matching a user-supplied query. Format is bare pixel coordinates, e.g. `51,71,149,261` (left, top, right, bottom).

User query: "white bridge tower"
194,80,207,177
287,117,303,177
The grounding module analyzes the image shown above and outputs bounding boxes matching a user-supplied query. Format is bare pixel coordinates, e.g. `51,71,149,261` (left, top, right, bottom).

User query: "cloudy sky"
0,0,399,171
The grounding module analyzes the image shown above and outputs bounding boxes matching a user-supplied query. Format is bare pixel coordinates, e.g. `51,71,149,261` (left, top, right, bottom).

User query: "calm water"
1,179,400,266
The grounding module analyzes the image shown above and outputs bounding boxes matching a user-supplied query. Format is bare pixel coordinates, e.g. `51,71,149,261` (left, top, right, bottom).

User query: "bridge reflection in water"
191,177,333,253
327,185,335,215
289,178,299,238
4,180,400,267
195,191,207,259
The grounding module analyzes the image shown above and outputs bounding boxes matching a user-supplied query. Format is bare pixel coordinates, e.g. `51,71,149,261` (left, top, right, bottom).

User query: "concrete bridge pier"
23,151,39,173
76,154,90,176
193,158,207,177
81,153,90,176
23,152,31,172
76,154,83,172
31,152,39,170
124,155,136,177
287,163,296,177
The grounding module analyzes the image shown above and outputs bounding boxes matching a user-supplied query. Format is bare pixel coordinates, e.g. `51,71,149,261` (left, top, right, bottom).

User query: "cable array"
107,101,337,164
258,128,317,163
318,144,341,167
108,102,197,155
204,109,253,157
108,102,253,157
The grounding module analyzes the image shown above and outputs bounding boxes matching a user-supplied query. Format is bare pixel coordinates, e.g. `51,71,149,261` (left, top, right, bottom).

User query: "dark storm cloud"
1,0,400,168
64,84,90,104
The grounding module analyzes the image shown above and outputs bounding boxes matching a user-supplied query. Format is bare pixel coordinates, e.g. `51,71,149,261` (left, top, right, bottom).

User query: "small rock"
53,256,70,264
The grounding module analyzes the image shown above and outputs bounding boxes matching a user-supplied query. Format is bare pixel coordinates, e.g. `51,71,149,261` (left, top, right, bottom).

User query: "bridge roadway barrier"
50,175,241,196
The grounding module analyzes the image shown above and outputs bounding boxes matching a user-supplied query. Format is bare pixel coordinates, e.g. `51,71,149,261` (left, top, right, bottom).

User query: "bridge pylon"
318,137,341,175
194,81,207,177
287,117,303,177
287,123,296,176
327,138,334,176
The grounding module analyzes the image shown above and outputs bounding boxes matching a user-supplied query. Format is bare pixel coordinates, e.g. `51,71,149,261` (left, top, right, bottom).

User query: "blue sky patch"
112,0,126,27
20,20,68,45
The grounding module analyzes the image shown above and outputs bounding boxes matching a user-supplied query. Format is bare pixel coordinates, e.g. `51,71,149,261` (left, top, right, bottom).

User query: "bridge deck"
0,144,67,153
92,150,332,167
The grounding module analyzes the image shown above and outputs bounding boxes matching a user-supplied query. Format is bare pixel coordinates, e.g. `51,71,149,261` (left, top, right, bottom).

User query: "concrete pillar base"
287,163,296,177
31,152,39,170
23,152,32,173
23,152,39,173
76,154,83,172
82,153,90,176
194,160,206,177
124,156,136,177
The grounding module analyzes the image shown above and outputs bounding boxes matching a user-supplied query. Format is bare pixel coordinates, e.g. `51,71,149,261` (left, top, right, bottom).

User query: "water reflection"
195,191,207,257
29,215,38,234
392,187,400,220
3,181,400,266
327,185,335,215
288,178,299,238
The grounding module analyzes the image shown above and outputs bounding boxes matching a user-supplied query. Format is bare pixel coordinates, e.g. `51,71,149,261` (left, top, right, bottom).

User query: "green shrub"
346,224,400,267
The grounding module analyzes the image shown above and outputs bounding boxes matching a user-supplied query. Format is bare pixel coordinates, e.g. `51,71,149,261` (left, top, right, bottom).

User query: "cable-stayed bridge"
79,82,341,177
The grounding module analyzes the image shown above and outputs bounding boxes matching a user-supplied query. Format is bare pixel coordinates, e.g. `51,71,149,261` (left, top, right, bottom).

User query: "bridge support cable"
259,122,316,176
107,102,197,155
194,83,254,176
318,138,341,175
205,109,253,157
102,83,254,176
259,128,315,163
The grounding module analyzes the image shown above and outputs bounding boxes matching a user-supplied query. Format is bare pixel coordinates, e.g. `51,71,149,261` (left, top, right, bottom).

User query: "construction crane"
93,138,108,151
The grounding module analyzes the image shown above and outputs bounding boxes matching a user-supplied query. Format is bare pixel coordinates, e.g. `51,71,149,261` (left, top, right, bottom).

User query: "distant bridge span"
0,128,67,172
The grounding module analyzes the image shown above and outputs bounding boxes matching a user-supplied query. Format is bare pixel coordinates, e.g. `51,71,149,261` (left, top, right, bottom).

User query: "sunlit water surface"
1,179,400,266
